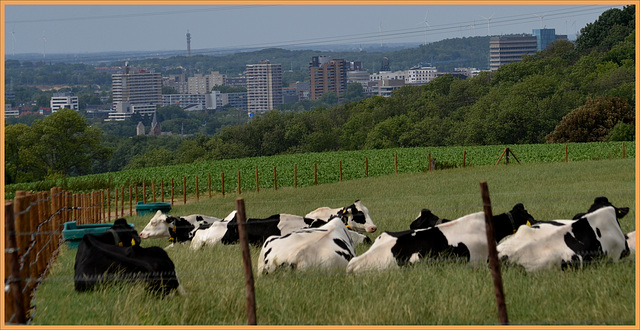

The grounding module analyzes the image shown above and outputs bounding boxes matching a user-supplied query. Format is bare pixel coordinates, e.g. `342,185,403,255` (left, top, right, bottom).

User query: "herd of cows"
73,197,636,296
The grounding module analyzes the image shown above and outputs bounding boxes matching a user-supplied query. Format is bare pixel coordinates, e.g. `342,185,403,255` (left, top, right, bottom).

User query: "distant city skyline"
3,3,625,56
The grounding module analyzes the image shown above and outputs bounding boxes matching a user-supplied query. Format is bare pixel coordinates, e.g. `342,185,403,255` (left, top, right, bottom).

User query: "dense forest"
4,5,635,185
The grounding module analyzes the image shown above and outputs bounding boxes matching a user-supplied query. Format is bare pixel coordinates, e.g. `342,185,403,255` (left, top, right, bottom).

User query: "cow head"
495,203,536,242
140,210,172,239
573,196,630,220
340,200,377,233
165,216,196,243
104,218,140,247
410,209,449,230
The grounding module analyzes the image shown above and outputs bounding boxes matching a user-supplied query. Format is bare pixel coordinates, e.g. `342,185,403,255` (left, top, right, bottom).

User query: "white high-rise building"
109,65,161,120
246,61,282,114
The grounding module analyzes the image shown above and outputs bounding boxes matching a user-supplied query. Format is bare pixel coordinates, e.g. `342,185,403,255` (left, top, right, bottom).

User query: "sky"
2,2,627,56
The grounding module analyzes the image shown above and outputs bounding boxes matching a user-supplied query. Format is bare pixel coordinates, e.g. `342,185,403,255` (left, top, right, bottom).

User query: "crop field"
28,157,636,326
5,142,633,201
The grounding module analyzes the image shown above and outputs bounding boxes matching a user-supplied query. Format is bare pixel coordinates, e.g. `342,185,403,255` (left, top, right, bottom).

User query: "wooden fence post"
565,145,568,163
152,181,156,203
463,150,467,168
161,180,165,203
221,172,226,197
238,171,242,195
273,166,278,191
183,176,187,205
294,164,298,188
339,161,343,182
129,186,133,216
5,201,27,325
107,188,111,222
235,198,257,325
143,182,147,204
255,169,260,193
120,187,125,217
170,178,174,206
479,181,509,325
208,174,212,198
114,188,118,219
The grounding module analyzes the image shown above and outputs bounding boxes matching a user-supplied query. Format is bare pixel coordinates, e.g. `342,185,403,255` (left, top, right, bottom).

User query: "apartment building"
109,65,162,120
246,60,283,113
309,56,347,101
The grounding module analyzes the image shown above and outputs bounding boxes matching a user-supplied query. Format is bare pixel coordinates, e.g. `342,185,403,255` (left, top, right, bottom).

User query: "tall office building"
246,60,282,113
109,64,162,120
309,56,347,101
533,28,556,51
489,35,538,71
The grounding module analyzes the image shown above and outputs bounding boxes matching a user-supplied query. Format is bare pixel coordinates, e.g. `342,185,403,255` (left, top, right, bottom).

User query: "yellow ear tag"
118,242,123,247
526,221,532,227
169,237,174,242
172,226,177,232
346,225,352,229
131,238,136,246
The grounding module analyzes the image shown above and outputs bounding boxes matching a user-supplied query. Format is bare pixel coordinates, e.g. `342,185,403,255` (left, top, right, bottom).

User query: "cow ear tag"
131,238,136,246
118,242,123,247
172,226,177,232
346,225,352,229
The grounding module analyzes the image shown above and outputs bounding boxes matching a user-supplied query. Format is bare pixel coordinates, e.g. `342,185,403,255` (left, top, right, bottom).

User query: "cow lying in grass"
190,210,371,249
347,203,534,273
74,218,186,296
257,216,356,275
305,200,378,234
139,210,220,240
498,197,630,272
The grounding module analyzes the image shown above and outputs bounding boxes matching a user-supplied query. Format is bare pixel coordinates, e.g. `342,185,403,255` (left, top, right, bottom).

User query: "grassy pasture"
30,158,636,325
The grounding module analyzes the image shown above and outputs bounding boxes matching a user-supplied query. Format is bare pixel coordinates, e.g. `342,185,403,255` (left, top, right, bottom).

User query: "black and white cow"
347,203,534,273
257,216,356,275
497,206,629,272
409,209,451,230
74,219,186,296
627,231,636,254
305,200,377,234
139,210,220,239
572,196,629,220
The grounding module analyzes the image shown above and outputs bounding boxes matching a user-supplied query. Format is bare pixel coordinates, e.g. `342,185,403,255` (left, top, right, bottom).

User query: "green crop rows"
5,142,634,200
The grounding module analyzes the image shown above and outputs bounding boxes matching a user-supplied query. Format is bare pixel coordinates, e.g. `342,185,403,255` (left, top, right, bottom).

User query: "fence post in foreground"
565,145,568,163
255,169,259,193
5,202,27,325
314,163,318,186
238,171,242,195
479,181,509,325
235,198,257,325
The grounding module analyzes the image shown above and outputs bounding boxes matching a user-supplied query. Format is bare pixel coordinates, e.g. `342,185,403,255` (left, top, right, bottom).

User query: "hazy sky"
3,3,625,55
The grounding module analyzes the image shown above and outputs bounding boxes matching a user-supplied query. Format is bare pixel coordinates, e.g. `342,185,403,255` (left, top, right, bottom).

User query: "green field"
30,158,636,325
5,142,633,200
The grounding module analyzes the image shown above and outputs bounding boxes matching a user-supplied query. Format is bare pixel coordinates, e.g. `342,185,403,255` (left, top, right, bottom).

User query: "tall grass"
30,159,636,325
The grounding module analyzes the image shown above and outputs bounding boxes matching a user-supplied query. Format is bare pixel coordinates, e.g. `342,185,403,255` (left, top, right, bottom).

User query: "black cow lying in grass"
74,218,186,296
